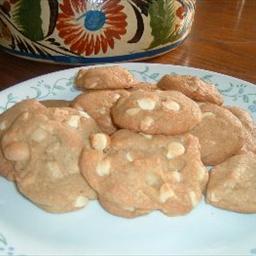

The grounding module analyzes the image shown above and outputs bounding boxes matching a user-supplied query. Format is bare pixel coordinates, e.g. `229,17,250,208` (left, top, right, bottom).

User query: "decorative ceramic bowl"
0,0,195,64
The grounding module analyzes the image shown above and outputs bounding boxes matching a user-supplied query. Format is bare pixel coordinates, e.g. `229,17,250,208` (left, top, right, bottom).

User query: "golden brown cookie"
71,90,130,134
111,90,202,135
226,106,256,153
80,130,208,218
157,75,223,105
75,66,135,90
99,196,150,218
0,99,46,180
206,152,256,213
1,108,97,213
127,82,157,91
190,103,245,165
40,100,71,108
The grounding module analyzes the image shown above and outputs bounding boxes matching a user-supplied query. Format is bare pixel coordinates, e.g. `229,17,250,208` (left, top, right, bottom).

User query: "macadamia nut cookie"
75,66,135,90
206,152,256,213
0,100,46,180
157,75,223,105
80,129,208,218
1,108,97,212
190,103,245,165
111,90,202,135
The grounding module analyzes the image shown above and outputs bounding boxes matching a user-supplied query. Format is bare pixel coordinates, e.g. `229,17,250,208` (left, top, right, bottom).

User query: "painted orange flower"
56,0,127,56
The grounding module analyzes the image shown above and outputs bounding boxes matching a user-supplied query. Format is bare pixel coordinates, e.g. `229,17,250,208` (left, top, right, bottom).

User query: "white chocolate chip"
96,159,111,176
113,93,121,101
4,142,30,161
126,108,141,116
197,165,207,181
162,100,180,111
74,196,89,208
21,112,29,120
0,121,7,131
159,184,175,203
166,142,185,159
126,152,134,162
47,161,63,178
137,98,156,110
140,133,152,139
123,206,135,212
66,115,81,128
79,111,91,119
146,173,161,188
189,191,199,207
88,82,98,88
202,112,215,118
171,171,182,182
98,108,106,115
140,116,154,130
208,192,220,202
91,133,109,150
31,128,47,142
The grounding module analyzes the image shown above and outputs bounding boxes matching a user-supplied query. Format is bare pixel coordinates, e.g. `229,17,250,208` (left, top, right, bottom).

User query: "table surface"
0,0,255,91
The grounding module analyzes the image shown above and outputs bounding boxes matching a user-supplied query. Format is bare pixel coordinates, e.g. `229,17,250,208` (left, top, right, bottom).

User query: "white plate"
0,63,256,256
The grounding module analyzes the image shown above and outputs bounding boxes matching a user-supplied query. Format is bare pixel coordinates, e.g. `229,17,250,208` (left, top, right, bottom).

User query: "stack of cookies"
0,65,255,217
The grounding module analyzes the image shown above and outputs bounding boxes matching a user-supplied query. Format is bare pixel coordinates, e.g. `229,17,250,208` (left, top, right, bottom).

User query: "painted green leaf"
149,73,160,80
148,0,177,49
0,234,7,246
238,87,244,94
12,0,43,41
243,95,249,103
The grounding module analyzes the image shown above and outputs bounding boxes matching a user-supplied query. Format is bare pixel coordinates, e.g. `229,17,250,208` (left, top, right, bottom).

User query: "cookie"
75,66,135,90
190,103,245,165
40,100,71,108
1,108,97,212
206,152,256,213
0,99,46,180
226,106,256,153
99,196,150,218
157,75,223,105
71,90,130,134
111,90,202,135
80,129,208,218
128,82,157,91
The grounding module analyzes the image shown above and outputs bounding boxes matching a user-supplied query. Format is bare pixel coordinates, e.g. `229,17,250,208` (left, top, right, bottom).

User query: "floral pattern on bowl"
0,0,195,64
